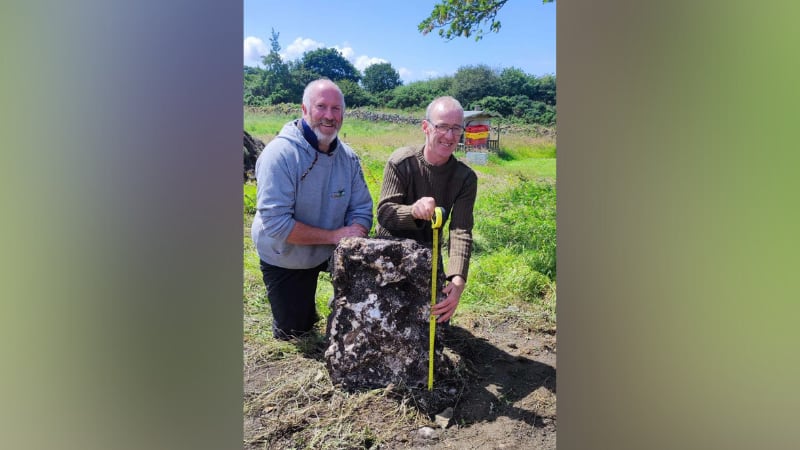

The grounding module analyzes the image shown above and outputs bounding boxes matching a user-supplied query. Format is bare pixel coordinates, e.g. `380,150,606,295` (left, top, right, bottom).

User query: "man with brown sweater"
376,96,478,323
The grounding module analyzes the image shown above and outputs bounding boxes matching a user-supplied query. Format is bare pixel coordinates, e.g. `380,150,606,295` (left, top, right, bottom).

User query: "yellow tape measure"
428,206,444,391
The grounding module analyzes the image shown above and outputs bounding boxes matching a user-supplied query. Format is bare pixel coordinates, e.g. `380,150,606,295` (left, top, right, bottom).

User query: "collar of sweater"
417,145,454,171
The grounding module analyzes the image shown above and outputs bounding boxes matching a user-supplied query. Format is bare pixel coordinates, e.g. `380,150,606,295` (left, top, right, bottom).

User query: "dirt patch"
431,315,556,449
244,305,556,449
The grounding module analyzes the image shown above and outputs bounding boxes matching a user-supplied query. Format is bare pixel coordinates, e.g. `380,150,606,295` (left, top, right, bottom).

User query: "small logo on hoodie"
331,189,345,199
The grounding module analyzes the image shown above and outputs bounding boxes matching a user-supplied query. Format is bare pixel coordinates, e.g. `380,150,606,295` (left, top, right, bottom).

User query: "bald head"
302,79,346,112
425,96,463,122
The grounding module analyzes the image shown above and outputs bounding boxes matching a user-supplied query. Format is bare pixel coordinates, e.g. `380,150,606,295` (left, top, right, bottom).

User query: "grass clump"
472,178,556,278
460,250,556,327
243,182,256,215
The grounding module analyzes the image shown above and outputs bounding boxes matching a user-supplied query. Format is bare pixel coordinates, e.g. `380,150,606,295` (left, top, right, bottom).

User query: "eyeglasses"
428,121,464,135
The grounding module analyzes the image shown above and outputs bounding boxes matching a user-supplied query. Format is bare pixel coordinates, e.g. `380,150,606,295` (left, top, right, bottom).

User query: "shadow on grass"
494,148,516,161
285,329,327,362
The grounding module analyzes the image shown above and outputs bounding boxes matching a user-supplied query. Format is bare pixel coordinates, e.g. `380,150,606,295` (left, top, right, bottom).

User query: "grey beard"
313,127,337,146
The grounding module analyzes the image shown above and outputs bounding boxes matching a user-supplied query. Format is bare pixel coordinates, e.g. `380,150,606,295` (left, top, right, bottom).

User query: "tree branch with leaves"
419,0,554,41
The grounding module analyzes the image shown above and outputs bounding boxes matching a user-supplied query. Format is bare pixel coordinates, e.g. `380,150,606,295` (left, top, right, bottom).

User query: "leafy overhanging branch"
418,0,554,41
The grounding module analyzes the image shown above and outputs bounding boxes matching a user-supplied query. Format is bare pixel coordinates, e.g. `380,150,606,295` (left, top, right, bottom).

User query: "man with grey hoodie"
251,79,373,340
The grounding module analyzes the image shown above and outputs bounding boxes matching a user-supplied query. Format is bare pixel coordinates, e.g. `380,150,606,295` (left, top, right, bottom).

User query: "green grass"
472,179,556,270
461,250,556,323
340,121,422,161
244,110,295,141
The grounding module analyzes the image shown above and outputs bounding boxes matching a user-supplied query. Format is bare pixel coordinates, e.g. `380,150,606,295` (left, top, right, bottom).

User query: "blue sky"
244,1,555,83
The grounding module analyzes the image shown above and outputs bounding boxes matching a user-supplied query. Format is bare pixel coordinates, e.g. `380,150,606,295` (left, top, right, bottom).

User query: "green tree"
450,64,500,109
497,67,529,97
260,29,292,104
419,0,554,41
528,74,556,105
473,95,514,117
244,66,266,106
385,78,451,110
362,62,402,93
525,101,556,125
287,61,319,102
300,48,361,83
385,83,432,110
336,79,372,107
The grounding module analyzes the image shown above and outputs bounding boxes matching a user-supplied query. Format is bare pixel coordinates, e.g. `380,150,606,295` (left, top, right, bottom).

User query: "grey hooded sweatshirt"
251,120,373,269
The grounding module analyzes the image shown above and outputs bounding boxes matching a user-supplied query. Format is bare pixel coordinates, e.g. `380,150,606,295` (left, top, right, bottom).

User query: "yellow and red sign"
464,124,489,146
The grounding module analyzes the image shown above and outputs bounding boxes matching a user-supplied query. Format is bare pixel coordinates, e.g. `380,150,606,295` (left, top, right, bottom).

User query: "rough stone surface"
324,237,447,391
243,130,264,181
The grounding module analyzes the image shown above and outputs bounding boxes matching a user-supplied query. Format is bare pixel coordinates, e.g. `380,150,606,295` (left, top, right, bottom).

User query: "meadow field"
243,107,557,449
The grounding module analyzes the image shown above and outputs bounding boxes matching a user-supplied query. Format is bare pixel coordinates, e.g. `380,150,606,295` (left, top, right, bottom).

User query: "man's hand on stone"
333,224,368,244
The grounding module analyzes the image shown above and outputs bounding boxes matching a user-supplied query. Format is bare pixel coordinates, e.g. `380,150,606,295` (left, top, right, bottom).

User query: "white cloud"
283,37,324,61
245,35,394,76
243,36,268,67
333,45,355,61
333,45,387,72
355,56,388,72
398,67,412,82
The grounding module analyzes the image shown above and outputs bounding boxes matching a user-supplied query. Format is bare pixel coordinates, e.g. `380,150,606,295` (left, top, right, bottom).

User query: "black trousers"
259,260,328,339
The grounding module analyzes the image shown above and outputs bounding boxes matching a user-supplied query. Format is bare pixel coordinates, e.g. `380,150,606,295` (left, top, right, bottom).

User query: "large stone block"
324,237,447,391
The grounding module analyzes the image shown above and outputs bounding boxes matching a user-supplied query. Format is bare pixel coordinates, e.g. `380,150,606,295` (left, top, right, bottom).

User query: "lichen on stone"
324,237,449,391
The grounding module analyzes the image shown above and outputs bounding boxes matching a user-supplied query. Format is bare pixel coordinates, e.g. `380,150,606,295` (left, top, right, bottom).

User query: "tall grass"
472,178,556,276
461,178,556,320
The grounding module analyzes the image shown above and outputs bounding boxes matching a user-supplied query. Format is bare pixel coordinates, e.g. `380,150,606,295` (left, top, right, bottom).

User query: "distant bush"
473,95,556,126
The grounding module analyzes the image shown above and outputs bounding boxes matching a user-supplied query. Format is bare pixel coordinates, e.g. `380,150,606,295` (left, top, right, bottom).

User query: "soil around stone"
244,306,556,449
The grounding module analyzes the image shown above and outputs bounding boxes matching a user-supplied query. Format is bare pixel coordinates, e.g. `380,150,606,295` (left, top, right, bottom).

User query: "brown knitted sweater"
376,145,478,281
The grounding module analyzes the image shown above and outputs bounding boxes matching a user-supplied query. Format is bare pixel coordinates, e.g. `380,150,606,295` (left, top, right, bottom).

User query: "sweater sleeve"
254,140,297,242
446,169,478,281
376,158,423,232
345,155,374,232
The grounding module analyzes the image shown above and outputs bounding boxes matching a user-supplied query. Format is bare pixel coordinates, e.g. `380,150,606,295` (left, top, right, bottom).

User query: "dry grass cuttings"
244,349,437,449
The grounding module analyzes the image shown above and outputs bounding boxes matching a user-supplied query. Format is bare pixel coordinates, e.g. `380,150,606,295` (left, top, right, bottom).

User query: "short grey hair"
302,78,346,111
425,96,463,121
